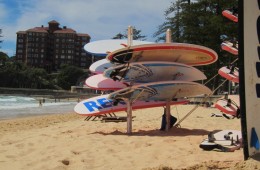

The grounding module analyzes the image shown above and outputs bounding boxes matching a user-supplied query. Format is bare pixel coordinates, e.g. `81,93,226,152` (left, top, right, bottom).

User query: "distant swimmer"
39,100,42,107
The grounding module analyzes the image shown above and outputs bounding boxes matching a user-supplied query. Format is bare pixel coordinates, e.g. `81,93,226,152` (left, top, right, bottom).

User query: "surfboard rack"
101,116,136,123
85,113,117,121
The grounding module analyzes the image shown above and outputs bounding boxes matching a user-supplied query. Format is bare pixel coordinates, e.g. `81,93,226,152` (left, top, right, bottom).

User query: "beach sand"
0,105,259,170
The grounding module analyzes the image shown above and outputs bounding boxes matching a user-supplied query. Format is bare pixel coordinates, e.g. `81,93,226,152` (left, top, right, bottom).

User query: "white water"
0,95,77,119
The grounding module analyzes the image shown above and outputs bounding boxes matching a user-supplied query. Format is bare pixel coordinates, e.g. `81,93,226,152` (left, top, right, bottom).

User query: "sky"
0,0,175,56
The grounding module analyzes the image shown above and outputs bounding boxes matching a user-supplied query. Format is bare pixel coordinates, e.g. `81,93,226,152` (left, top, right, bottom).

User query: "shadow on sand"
91,127,217,137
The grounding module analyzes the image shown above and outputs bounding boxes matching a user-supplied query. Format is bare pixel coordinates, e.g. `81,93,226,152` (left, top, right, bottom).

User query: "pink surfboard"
221,41,238,55
222,10,238,22
74,94,189,116
85,74,128,91
106,43,218,66
218,66,239,83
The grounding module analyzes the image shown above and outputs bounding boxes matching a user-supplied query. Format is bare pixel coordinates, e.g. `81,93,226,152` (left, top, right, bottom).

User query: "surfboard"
89,59,114,74
218,66,239,83
74,94,189,116
103,61,207,83
200,130,242,151
85,74,129,91
108,81,212,102
215,98,239,116
106,43,218,66
221,41,238,55
222,10,238,22
84,39,153,57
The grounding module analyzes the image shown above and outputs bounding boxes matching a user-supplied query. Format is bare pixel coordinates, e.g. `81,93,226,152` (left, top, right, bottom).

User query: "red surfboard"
222,10,238,22
106,43,218,66
221,41,238,55
218,66,239,83
215,99,239,117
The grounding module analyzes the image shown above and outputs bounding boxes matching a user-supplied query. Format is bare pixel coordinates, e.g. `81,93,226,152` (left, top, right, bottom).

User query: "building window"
18,44,23,48
80,63,86,67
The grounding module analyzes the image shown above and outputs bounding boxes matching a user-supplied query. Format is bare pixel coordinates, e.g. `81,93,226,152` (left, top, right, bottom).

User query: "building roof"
77,33,91,37
48,20,60,25
16,31,27,34
27,27,48,33
54,28,76,34
16,20,90,36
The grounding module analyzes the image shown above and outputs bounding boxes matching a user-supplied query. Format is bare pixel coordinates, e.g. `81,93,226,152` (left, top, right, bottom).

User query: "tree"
0,29,2,48
0,61,56,89
56,65,86,90
154,0,238,92
112,27,147,40
0,51,8,66
112,33,124,39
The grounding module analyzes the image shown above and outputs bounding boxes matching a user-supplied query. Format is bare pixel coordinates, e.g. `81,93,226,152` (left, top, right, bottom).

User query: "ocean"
0,95,78,120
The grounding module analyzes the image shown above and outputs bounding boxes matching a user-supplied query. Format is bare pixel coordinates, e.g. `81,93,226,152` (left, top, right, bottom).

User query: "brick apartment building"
16,20,92,71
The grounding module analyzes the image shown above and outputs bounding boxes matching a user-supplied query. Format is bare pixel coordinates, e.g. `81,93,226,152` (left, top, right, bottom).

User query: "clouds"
0,3,7,19
1,0,173,55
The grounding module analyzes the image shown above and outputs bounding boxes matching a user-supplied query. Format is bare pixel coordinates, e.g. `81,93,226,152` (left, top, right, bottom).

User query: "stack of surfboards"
74,39,218,117
215,9,240,117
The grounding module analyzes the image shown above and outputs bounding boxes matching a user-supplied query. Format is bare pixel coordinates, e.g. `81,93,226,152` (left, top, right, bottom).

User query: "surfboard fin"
208,132,216,142
250,127,260,150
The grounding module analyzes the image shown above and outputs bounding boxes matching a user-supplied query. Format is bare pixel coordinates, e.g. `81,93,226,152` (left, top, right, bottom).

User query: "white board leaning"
240,0,260,159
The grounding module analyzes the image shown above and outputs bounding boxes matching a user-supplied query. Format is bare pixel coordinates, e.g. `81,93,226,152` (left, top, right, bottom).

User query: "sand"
0,105,259,170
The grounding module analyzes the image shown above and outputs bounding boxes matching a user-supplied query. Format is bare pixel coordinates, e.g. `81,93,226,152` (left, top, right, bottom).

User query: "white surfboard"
74,94,189,116
108,81,212,101
103,61,206,83
200,130,242,151
106,43,218,66
89,59,114,74
85,74,129,91
84,39,153,57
